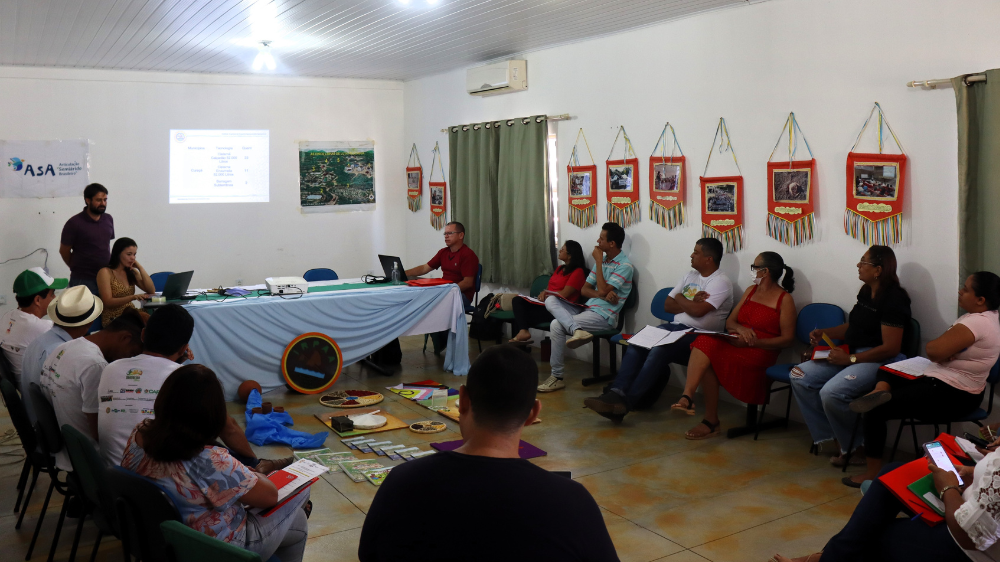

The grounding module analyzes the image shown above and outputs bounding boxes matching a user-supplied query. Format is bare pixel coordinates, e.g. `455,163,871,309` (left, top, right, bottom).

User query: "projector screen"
169,130,269,204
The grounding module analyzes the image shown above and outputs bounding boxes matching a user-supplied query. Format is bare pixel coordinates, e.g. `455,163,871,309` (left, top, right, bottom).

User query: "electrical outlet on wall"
235,279,243,286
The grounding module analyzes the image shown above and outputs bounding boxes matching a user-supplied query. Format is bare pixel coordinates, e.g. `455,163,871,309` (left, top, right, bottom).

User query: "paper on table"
885,356,933,378
275,459,328,502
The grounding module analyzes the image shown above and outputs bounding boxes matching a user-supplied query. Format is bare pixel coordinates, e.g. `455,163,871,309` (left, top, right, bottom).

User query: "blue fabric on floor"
244,389,328,448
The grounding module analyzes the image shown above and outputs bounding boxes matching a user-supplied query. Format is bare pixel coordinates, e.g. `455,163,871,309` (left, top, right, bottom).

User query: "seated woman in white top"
773,444,1000,562
844,271,1000,486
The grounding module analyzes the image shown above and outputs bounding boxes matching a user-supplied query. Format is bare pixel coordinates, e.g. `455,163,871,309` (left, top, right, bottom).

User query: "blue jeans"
244,487,310,562
789,349,904,453
545,297,614,379
610,323,695,409
821,463,968,562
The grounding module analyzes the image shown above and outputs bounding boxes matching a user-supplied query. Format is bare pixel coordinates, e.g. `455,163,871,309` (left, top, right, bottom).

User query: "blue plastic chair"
466,264,484,350
303,268,338,282
149,271,175,293
610,287,675,347
757,303,847,441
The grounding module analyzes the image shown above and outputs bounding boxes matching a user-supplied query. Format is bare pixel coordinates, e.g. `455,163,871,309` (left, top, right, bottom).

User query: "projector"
265,276,309,295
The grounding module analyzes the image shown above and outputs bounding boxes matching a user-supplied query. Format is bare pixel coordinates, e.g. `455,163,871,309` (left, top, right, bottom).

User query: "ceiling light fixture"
252,40,276,71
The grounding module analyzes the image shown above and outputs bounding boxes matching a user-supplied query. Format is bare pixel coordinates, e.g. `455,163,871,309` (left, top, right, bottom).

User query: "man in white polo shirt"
0,268,67,384
40,308,145,471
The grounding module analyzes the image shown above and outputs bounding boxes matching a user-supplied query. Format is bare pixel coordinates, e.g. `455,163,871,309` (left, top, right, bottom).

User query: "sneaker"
537,375,565,393
584,391,628,416
254,456,296,474
566,329,594,349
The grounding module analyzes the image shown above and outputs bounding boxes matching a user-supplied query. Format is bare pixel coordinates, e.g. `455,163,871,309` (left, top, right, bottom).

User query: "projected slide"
169,130,269,204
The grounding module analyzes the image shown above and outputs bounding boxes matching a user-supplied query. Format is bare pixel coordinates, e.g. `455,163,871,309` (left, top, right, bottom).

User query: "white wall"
403,0,1000,357
0,67,404,312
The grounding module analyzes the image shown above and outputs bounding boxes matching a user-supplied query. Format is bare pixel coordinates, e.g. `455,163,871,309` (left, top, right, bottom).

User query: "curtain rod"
440,113,571,133
908,74,986,89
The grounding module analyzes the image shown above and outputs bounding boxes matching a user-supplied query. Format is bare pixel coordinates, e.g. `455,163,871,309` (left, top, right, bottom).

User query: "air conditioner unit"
466,60,527,96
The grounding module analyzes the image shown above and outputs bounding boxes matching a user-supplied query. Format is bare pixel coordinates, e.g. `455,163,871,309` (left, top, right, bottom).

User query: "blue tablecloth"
183,283,470,399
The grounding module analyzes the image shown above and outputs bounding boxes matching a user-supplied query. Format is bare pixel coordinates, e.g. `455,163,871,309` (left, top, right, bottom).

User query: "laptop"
377,255,408,283
144,271,195,309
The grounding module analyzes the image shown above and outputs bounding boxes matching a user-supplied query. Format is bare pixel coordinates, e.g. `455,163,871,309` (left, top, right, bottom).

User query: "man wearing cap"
60,183,114,294
20,285,104,427
0,268,67,385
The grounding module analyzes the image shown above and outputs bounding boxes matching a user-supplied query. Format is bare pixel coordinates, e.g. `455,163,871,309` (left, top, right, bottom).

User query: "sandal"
671,394,696,415
685,418,722,440
509,338,533,346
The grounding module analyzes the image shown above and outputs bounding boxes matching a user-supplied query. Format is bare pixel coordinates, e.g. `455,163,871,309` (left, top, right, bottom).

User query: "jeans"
69,276,99,295
821,463,968,562
789,349,904,453
244,487,310,562
610,323,695,409
545,297,613,379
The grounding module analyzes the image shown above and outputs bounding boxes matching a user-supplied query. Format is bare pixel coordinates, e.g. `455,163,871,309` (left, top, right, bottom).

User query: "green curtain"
953,69,1000,280
449,116,554,286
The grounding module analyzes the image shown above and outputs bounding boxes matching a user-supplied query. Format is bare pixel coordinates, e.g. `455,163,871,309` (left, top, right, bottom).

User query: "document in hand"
255,458,327,516
881,356,933,380
626,325,691,349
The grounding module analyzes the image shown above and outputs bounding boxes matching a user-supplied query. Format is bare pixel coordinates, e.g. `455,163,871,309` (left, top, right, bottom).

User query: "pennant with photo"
566,129,598,229
700,118,745,253
406,143,423,213
844,103,906,245
648,123,686,230
605,126,641,228
429,142,447,230
766,113,816,246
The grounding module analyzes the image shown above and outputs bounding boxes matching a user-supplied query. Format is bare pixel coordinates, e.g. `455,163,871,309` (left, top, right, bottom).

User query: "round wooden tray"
409,420,447,434
319,390,385,408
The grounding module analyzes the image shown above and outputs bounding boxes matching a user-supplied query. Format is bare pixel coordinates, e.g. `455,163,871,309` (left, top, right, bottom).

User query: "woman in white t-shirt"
845,271,1000,485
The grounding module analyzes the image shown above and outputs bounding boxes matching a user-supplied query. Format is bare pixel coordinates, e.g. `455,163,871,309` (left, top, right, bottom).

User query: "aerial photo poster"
299,141,375,212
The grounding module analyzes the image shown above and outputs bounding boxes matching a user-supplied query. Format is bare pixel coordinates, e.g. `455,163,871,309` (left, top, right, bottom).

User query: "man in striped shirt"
539,222,633,392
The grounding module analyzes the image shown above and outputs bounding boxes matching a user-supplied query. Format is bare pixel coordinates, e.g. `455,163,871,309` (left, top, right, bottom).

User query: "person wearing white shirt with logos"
0,268,67,385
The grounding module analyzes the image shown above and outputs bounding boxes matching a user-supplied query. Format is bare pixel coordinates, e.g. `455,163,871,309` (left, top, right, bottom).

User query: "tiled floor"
0,336,876,561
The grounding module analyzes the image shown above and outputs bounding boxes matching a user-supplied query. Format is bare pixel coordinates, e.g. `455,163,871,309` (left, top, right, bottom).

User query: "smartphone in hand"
925,441,964,486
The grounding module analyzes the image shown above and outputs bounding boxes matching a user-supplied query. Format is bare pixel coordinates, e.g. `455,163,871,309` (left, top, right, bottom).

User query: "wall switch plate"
235,279,243,286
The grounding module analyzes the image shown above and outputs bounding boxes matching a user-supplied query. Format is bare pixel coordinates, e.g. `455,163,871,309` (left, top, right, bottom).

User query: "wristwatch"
850,354,857,364
939,485,961,499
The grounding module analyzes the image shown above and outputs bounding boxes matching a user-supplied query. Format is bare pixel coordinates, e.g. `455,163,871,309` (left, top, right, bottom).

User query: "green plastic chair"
62,424,121,562
160,520,263,562
490,274,552,332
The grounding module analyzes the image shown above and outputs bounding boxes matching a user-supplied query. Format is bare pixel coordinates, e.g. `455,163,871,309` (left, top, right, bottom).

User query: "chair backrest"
988,357,1000,386
902,317,921,358
796,303,847,345
160,520,262,562
109,467,181,562
650,287,675,323
529,274,551,297
0,353,13,387
302,268,338,282
28,382,64,456
474,264,483,293
0,379,38,455
615,282,638,331
61,424,115,522
149,272,175,293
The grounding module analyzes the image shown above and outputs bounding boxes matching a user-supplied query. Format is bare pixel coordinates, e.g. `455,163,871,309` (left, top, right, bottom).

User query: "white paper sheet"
884,356,932,377
276,459,329,502
813,349,831,359
626,325,691,349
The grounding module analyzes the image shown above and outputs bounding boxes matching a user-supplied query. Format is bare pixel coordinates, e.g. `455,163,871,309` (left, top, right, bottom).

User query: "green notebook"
907,473,946,516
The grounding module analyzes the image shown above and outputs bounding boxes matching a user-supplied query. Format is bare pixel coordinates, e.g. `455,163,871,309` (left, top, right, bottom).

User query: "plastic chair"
610,287,676,348
61,425,120,562
489,274,551,326
108,467,181,562
464,264,485,351
582,282,639,387
758,303,847,441
0,379,50,528
303,268,338,282
27,383,74,561
149,272,175,293
161,520,262,562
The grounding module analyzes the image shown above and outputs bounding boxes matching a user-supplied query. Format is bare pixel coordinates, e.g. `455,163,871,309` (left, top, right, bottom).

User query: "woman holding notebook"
509,241,588,345
844,271,1000,486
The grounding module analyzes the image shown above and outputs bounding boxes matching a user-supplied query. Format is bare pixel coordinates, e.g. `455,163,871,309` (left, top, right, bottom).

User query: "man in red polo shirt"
406,221,479,306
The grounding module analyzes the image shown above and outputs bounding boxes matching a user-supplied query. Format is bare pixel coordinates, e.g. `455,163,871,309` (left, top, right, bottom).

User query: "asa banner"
0,139,90,198
605,126,641,228
766,112,817,246
567,128,598,229
700,118,745,253
844,103,907,245
406,143,423,212
648,123,685,230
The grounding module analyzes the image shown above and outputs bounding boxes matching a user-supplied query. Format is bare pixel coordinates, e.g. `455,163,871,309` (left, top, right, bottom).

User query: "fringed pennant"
606,126,640,228
567,129,599,229
406,144,423,213
844,103,907,245
766,113,817,246
700,118,745,253
648,123,685,230
429,142,447,230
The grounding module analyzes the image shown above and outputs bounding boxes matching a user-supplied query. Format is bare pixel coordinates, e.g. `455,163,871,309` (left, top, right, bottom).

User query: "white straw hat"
47,285,104,327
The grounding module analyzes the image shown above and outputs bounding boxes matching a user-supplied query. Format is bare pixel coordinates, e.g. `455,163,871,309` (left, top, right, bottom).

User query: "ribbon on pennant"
406,143,423,212
844,103,907,245
567,129,599,229
605,126,641,228
700,118,745,253
429,142,447,230
648,123,686,230
766,113,816,246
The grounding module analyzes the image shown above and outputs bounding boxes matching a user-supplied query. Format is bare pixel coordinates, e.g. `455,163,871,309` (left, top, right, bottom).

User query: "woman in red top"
677,251,797,440
510,241,588,345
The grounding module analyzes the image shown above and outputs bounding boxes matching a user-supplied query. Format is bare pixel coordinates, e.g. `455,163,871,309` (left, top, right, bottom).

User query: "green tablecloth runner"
179,282,384,302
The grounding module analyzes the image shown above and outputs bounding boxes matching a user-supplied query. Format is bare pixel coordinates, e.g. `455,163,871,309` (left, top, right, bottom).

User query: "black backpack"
369,338,403,366
469,293,503,341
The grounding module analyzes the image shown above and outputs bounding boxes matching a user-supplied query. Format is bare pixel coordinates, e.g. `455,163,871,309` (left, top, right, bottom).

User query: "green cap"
13,267,69,296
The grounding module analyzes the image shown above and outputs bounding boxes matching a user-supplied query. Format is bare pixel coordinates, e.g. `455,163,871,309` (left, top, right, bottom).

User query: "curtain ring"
494,121,501,128
485,123,491,129
473,124,481,130
506,120,515,126
451,127,458,133
535,116,544,123
462,126,470,131
521,118,531,124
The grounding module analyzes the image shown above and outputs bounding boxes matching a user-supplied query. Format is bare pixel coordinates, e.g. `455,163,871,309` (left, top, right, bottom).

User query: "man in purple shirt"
60,183,114,295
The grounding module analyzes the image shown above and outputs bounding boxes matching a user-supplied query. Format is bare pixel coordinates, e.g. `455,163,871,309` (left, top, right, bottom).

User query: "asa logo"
125,368,143,381
7,157,55,176
8,158,23,171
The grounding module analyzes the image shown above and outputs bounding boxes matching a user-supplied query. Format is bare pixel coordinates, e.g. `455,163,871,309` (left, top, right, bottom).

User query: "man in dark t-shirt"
359,345,619,562
405,221,479,305
60,183,114,295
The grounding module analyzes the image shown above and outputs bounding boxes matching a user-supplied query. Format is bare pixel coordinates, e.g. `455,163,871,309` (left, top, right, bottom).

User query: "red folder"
878,434,965,526
406,278,454,287
879,365,922,381
259,476,318,517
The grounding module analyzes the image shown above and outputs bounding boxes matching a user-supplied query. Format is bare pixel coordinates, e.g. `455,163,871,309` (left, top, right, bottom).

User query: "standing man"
538,222,633,393
0,268,67,384
405,221,479,307
60,183,114,294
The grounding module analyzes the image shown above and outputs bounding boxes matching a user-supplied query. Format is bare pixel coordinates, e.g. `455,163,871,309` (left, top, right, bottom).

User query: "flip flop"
509,338,534,346
671,394,696,415
685,418,721,440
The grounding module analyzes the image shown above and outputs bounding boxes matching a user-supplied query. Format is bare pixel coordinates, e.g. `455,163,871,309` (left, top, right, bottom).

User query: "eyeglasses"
443,231,459,236
858,260,878,267
749,264,767,272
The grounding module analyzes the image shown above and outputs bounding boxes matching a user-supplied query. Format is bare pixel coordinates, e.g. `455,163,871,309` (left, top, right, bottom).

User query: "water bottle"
392,263,402,285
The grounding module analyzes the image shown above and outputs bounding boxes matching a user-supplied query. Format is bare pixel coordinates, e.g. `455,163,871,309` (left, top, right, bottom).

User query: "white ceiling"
0,0,754,81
